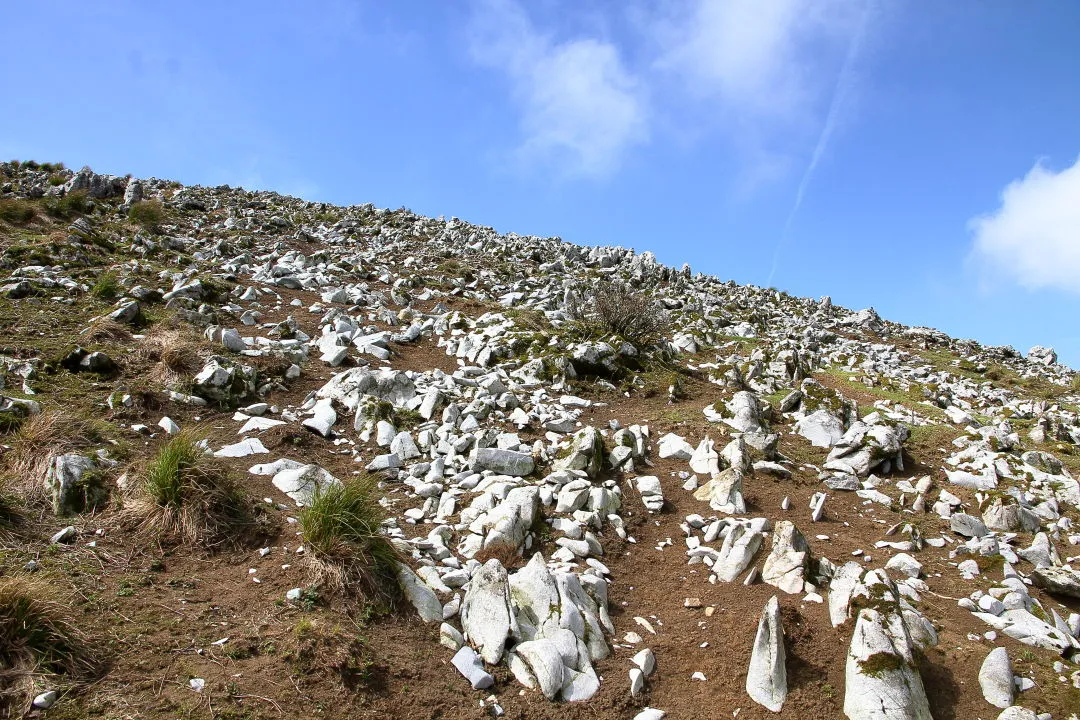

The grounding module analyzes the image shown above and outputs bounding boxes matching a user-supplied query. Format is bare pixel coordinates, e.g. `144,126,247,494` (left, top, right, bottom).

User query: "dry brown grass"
135,325,204,389
0,577,102,708
81,318,133,344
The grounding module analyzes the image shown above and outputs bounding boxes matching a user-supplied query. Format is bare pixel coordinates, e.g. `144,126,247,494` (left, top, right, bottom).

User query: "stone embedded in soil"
979,647,1015,709
451,646,494,690
844,607,932,720
746,595,787,712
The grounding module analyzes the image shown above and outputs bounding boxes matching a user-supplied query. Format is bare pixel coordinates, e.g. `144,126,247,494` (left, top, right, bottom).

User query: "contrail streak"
766,4,872,287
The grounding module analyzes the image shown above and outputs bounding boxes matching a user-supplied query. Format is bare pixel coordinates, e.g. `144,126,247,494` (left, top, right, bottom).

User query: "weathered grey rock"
44,453,102,515
107,301,140,324
844,607,931,720
724,391,765,433
828,561,865,627
461,559,515,664
451,646,494,689
997,708,1039,720
982,499,1040,533
950,513,988,538
884,553,922,579
657,433,693,460
689,436,720,475
1027,345,1056,366
978,647,1014,709
761,521,809,594
553,426,604,478
635,475,664,513
714,523,764,582
746,595,787,712
192,356,257,406
1030,566,1080,599
514,639,565,699
472,447,534,477
480,486,540,552
795,409,845,447
271,464,340,506
397,563,443,623
693,467,746,514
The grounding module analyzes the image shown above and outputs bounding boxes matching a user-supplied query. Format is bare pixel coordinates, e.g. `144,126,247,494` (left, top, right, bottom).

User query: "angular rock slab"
746,595,787,712
844,608,932,720
761,520,809,594
461,559,516,665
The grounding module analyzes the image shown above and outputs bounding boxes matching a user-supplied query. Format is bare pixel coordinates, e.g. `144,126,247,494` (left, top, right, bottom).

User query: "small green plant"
89,270,120,300
0,198,35,224
299,476,399,599
134,433,253,546
43,190,89,219
47,174,66,186
0,578,100,704
128,199,166,232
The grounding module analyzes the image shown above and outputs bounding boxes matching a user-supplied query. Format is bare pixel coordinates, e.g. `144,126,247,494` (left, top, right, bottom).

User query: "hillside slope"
1,161,1079,720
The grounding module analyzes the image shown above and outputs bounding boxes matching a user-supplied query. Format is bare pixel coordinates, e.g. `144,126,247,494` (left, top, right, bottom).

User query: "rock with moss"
844,607,932,720
44,453,106,515
553,426,604,478
192,356,258,406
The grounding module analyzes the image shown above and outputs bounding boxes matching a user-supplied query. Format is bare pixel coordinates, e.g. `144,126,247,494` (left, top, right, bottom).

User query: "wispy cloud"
468,0,648,179
968,155,1080,294
767,1,873,285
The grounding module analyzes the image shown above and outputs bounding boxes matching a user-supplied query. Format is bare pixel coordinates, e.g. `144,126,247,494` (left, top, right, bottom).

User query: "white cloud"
468,0,647,178
654,0,863,120
969,156,1080,293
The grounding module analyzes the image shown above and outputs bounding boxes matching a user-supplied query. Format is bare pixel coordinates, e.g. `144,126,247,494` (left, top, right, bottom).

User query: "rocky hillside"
1,161,1079,720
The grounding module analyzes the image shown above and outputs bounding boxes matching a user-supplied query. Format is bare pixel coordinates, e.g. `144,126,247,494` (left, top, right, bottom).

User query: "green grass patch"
0,198,36,225
42,190,89,220
134,433,254,547
128,200,167,233
299,476,399,600
89,270,120,300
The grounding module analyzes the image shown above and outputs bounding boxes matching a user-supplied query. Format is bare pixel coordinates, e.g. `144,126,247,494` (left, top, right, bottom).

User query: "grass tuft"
0,198,36,225
566,280,669,349
132,433,254,547
43,190,88,220
89,270,121,300
128,200,166,233
135,325,204,388
0,578,101,705
299,476,399,600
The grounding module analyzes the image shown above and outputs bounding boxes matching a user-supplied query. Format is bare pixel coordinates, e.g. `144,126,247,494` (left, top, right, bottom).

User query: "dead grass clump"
82,318,132,344
136,326,204,388
0,578,101,707
130,432,254,547
473,542,525,571
299,476,400,601
0,476,22,530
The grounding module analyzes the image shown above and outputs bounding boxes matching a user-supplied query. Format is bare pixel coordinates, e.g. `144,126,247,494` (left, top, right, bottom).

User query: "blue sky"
4,1,1080,365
